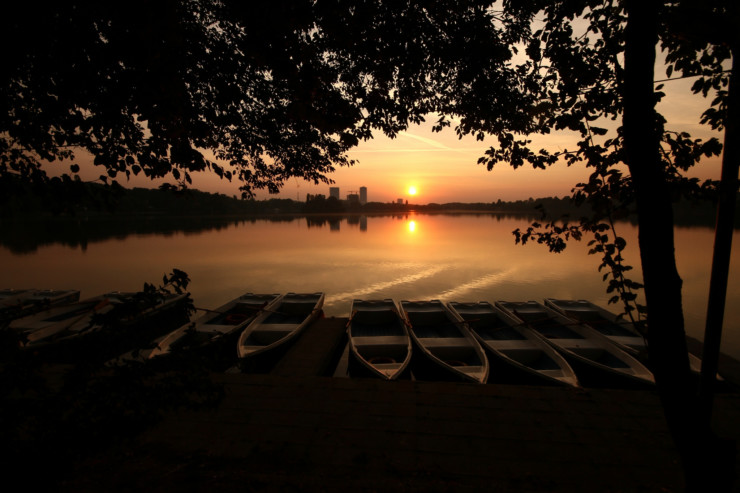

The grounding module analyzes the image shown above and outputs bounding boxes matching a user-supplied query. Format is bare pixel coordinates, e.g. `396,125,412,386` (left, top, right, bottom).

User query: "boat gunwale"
495,300,655,386
400,299,489,384
150,292,283,359
237,292,325,359
347,298,412,381
447,300,579,387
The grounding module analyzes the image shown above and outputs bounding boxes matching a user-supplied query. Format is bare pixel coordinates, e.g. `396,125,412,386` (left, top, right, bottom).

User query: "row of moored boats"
1,288,704,387
2,289,325,368
349,298,707,387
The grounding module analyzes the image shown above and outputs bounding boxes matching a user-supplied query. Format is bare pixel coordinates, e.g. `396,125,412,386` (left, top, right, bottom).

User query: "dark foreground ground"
57,317,740,492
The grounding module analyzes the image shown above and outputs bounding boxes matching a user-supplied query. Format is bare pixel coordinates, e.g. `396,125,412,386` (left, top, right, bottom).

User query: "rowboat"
0,289,33,304
496,300,655,387
544,298,708,377
146,292,282,362
15,291,188,347
447,301,579,387
237,292,325,361
12,294,120,345
347,299,412,380
544,299,646,356
399,300,489,384
1,289,80,323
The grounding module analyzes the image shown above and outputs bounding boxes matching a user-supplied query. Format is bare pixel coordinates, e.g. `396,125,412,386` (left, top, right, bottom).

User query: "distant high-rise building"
359,186,367,205
329,187,340,200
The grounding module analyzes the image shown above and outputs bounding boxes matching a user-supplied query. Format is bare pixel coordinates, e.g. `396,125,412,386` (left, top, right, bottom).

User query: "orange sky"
186,70,725,204
65,66,725,204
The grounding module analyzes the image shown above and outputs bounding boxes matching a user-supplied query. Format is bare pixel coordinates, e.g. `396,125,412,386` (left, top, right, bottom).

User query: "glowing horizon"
49,71,725,205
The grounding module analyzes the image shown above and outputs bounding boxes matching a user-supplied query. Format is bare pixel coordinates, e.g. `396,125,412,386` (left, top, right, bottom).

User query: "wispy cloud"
354,131,481,154
398,131,453,150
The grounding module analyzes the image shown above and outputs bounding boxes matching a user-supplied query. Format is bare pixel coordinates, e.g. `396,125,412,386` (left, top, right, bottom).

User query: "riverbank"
55,317,740,492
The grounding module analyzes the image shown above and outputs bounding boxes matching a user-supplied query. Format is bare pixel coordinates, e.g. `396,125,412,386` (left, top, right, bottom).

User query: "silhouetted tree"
3,1,737,488
455,1,736,489
1,1,533,200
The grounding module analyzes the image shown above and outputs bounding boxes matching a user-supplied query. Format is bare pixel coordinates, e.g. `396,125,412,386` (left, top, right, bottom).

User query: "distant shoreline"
2,182,736,229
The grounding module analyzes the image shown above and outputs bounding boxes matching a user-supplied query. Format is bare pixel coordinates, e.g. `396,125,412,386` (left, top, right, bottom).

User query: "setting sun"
408,186,418,196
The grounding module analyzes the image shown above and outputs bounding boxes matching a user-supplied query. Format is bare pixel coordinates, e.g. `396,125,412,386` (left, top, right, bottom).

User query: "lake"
2,213,738,360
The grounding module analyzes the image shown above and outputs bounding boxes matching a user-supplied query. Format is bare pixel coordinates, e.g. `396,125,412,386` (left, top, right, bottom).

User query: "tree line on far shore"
2,180,734,228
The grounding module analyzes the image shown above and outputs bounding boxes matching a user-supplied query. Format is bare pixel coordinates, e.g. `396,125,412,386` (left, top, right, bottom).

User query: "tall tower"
329,187,340,200
359,186,367,205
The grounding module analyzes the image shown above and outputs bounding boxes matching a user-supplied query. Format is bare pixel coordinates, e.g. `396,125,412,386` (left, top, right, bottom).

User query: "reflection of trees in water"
305,215,371,231
0,216,243,254
3,208,727,255
305,216,341,229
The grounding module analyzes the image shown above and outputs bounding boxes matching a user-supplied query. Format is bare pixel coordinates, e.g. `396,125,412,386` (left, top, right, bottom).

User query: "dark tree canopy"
3,0,739,488
1,0,537,199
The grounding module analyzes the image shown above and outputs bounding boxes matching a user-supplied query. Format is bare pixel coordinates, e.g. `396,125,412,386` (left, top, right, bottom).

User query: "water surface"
2,213,738,360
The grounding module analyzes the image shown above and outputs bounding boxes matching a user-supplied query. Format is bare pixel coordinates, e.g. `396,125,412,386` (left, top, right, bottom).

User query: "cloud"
398,131,453,150
354,130,481,154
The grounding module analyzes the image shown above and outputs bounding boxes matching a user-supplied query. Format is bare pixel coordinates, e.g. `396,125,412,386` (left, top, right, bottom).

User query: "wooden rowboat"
447,301,579,387
399,300,489,384
496,300,655,387
145,292,282,363
347,299,412,380
237,292,325,361
544,299,647,356
0,289,34,305
544,298,709,378
1,289,80,323
12,294,121,346
14,291,188,347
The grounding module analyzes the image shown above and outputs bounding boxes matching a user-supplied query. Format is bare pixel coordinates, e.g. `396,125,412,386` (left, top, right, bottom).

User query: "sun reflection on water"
407,220,417,233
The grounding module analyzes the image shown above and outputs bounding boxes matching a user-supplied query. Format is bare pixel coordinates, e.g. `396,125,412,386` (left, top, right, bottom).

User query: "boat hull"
544,298,711,380
448,301,579,387
1,289,80,323
238,292,325,371
347,299,412,380
400,300,489,384
496,300,655,388
137,292,283,370
17,291,191,363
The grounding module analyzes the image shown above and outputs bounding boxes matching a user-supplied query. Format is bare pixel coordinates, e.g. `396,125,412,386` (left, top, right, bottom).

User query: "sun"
408,186,418,196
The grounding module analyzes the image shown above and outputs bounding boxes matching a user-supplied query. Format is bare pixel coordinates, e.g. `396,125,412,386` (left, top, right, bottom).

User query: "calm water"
2,213,739,360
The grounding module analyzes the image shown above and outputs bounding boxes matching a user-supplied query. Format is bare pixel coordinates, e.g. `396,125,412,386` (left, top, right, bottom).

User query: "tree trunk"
622,1,733,490
700,48,739,422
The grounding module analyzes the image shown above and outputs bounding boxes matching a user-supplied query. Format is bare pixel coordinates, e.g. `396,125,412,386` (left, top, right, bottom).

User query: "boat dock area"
60,317,740,492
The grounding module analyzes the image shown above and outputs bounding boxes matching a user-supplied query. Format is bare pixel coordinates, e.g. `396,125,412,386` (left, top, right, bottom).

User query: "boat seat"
417,337,472,347
559,339,603,349
253,323,299,331
352,336,408,346
489,340,535,350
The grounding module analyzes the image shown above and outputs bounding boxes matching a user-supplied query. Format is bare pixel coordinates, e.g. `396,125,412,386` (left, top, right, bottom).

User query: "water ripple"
431,269,515,301
327,265,449,306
